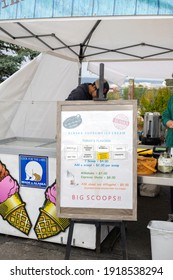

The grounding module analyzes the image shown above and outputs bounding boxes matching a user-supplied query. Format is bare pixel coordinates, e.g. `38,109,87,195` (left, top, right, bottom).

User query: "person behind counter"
162,94,173,221
65,79,109,100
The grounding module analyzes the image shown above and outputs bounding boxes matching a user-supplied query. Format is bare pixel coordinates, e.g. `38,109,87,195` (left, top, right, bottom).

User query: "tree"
0,40,39,83
122,84,148,105
139,87,172,116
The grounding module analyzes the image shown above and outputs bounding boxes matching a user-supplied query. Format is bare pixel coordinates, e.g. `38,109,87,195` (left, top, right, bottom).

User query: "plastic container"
147,220,173,259
158,152,173,173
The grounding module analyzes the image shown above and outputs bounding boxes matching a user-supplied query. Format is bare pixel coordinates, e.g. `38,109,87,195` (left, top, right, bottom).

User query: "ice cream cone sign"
0,161,32,235
34,181,70,240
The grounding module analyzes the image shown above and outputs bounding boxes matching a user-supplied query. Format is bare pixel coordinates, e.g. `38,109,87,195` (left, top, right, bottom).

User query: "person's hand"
166,120,173,128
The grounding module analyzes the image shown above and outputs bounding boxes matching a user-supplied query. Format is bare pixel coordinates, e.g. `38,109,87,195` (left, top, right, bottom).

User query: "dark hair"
103,81,109,94
94,79,109,94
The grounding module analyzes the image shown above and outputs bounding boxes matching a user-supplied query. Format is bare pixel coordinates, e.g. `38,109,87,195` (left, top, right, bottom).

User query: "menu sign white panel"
60,110,133,210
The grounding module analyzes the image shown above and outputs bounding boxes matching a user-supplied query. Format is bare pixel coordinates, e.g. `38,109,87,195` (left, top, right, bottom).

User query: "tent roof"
1,16,173,62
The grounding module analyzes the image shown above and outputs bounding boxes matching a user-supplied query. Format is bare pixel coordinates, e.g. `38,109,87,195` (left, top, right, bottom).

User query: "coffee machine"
142,112,161,145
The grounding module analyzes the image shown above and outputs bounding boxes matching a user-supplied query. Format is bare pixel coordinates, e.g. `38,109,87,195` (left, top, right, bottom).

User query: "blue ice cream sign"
19,155,48,188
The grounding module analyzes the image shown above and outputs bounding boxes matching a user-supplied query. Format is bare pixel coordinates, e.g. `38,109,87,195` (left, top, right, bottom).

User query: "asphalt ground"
0,186,170,260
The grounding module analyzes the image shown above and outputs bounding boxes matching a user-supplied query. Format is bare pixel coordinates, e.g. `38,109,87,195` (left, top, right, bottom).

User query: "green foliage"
107,91,120,100
122,87,128,99
122,85,147,104
0,40,39,83
122,83,172,117
135,85,148,101
139,87,172,116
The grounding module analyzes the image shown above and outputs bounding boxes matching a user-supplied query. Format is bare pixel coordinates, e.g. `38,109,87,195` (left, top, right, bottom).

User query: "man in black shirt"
66,79,109,100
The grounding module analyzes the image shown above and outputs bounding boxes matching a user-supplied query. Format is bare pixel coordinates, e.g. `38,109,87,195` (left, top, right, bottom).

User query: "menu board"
57,101,137,221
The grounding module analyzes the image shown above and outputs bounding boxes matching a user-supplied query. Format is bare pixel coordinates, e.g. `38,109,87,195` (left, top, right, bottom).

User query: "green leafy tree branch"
0,40,39,83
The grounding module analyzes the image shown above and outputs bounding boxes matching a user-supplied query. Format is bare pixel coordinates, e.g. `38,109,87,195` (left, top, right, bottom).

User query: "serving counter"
137,144,173,186
138,172,173,186
0,137,110,249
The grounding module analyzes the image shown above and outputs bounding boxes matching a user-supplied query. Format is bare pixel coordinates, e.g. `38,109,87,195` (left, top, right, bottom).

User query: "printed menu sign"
57,101,137,220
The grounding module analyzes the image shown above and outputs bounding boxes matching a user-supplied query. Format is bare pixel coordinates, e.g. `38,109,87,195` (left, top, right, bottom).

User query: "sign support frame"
64,219,128,260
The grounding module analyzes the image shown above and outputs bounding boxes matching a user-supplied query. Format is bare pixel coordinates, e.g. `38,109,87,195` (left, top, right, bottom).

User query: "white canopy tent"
1,15,173,138
1,16,173,62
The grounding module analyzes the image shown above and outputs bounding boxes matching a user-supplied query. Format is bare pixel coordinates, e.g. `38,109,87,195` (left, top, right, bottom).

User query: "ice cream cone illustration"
0,161,32,235
34,182,70,239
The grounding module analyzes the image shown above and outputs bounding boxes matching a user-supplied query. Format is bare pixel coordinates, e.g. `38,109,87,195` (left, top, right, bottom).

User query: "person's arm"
162,96,173,128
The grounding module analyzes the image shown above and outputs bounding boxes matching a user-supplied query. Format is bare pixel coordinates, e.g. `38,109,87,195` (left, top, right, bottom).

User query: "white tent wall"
0,52,79,139
88,60,173,86
0,54,41,139
87,62,127,86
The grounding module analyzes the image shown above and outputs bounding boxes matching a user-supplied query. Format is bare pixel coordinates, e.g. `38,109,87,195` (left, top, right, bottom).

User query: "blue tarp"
0,0,173,20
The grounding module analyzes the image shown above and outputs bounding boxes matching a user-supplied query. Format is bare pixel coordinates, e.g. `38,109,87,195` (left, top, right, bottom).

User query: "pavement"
0,186,170,260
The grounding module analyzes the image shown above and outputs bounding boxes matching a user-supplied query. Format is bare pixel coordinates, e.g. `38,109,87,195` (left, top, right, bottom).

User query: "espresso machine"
142,112,161,145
